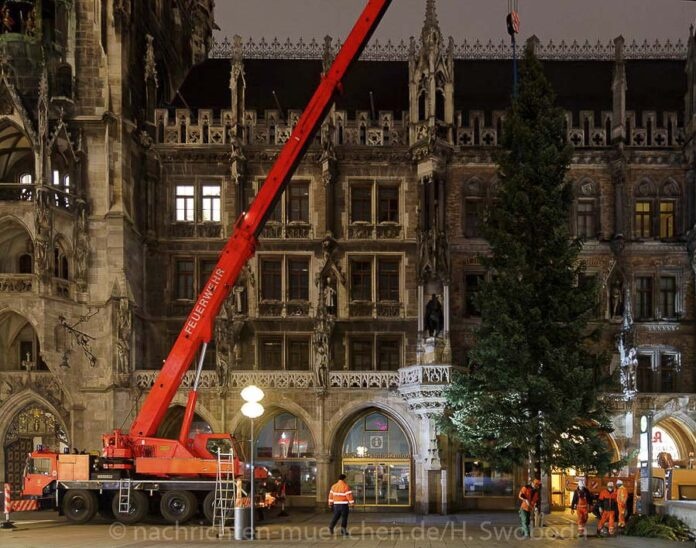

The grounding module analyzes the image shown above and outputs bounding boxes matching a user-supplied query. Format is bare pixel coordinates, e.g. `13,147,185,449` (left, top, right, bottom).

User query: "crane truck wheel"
202,491,233,525
112,490,149,524
62,489,98,524
160,490,198,524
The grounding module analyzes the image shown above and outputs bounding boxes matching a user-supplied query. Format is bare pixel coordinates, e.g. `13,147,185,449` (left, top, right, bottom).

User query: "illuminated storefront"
254,412,316,497
341,411,412,507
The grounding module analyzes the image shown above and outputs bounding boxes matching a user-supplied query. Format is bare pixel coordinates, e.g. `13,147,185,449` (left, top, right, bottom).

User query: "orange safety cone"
1,483,16,529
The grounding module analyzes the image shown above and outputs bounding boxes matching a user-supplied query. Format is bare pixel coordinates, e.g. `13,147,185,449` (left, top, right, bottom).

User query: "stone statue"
323,277,336,314
610,281,623,318
116,299,132,375
424,293,444,337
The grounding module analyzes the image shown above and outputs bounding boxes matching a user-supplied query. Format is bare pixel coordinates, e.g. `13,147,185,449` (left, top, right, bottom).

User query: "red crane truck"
10,0,393,526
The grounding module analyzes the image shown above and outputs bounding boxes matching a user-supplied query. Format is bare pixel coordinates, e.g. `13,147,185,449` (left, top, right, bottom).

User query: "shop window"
254,412,316,496
463,459,514,497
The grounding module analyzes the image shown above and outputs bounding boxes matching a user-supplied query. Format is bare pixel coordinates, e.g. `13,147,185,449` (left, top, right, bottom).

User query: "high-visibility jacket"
616,485,628,506
518,485,539,512
328,480,354,505
571,487,592,510
598,489,617,512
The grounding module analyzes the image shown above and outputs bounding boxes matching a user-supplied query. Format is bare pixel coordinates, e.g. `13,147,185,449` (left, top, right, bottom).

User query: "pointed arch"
0,216,33,274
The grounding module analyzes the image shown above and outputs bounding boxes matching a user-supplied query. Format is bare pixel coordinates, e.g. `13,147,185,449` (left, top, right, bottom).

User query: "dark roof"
626,60,685,117
170,56,685,122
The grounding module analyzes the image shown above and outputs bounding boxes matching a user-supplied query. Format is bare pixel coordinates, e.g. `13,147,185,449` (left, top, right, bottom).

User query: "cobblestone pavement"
0,509,685,547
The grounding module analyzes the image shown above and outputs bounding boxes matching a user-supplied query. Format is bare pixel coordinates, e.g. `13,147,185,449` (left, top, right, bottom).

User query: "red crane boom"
129,0,392,439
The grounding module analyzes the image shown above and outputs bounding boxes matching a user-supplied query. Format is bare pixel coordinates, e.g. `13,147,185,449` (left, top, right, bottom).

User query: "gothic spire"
421,0,442,46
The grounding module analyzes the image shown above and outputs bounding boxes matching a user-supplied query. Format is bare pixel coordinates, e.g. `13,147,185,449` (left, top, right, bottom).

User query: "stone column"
315,452,331,511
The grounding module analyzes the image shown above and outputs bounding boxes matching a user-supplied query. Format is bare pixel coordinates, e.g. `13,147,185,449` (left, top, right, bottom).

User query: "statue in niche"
323,277,336,315
610,280,624,318
424,293,444,338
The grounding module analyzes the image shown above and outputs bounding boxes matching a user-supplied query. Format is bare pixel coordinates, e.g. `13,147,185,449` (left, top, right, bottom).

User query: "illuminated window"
175,185,195,221
201,185,221,222
659,201,675,239
634,201,652,238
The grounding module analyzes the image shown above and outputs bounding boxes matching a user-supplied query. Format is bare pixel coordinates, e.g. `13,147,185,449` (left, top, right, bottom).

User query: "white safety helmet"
616,479,623,486
607,481,614,488
577,480,585,489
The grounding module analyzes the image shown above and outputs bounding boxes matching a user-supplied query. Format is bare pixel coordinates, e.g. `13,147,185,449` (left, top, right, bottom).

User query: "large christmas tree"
443,47,616,478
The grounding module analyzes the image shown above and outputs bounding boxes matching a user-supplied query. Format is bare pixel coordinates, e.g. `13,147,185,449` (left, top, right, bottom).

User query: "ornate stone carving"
210,35,686,62
144,34,158,86
115,298,132,381
74,201,89,292
34,188,53,277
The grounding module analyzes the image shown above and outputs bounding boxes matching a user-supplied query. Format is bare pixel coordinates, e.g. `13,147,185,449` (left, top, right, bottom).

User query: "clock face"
640,416,648,433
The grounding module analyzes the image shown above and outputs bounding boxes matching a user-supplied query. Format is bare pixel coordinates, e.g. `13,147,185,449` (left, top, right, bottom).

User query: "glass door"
342,459,410,507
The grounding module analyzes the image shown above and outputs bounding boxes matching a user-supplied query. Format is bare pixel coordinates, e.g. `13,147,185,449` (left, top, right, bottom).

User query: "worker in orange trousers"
597,481,618,536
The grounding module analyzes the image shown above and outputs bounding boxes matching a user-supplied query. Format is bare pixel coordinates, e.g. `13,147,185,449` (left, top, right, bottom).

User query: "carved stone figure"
0,380,12,404
611,281,623,318
323,277,336,314
424,293,444,337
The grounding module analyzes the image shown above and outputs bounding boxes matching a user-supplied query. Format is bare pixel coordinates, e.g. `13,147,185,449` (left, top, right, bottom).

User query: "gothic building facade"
0,0,694,513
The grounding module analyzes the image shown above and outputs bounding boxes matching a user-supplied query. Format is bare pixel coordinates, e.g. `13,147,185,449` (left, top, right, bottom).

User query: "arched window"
253,412,316,496
18,253,32,274
54,247,69,280
340,411,411,507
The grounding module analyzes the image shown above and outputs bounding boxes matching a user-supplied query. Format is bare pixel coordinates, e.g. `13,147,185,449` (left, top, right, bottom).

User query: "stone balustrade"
133,370,218,390
228,371,317,389
398,364,466,419
0,273,35,293
329,371,399,389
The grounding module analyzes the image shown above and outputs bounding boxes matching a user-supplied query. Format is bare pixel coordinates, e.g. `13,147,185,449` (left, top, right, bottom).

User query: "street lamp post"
241,385,265,540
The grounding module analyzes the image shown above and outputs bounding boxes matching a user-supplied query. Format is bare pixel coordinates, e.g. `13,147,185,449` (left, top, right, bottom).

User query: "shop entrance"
342,459,410,506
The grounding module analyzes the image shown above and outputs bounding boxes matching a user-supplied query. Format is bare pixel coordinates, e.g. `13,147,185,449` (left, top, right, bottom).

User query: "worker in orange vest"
616,479,628,529
328,473,354,536
597,481,618,536
570,480,593,536
518,479,541,538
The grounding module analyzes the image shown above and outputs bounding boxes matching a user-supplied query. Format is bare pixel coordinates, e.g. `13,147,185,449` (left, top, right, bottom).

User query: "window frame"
348,334,402,371
172,178,224,224
348,178,402,226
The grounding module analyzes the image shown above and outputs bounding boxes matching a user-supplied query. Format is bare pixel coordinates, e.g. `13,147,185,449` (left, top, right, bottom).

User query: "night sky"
214,0,696,45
